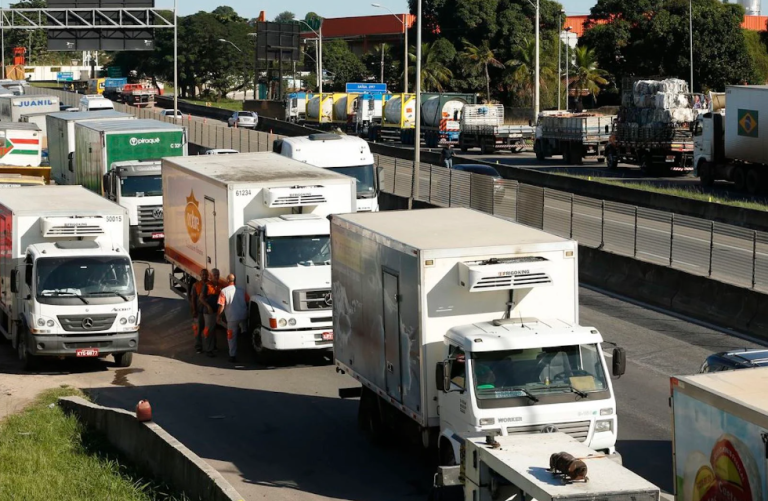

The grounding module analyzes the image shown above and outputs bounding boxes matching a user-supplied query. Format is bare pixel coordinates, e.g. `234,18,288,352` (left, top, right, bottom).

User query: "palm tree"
408,42,453,92
568,46,609,106
506,38,555,107
461,40,504,102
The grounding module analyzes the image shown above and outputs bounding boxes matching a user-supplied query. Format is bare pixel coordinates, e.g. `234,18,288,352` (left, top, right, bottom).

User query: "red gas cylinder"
136,400,152,422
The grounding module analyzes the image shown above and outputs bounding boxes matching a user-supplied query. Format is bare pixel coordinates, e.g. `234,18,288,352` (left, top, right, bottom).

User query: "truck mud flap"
338,387,363,399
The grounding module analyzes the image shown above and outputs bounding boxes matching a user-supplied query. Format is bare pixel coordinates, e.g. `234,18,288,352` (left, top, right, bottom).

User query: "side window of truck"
24,255,32,288
248,232,261,266
449,346,466,390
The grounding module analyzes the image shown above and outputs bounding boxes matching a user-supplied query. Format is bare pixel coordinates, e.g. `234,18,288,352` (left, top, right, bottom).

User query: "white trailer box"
19,112,49,149
332,208,623,464
724,85,768,165
671,368,768,501
0,95,60,122
46,110,134,185
0,122,42,167
164,152,357,355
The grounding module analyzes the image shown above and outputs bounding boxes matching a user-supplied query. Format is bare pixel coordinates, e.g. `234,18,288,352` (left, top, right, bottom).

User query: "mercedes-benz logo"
323,292,333,306
541,424,559,434
153,208,164,220
82,317,94,329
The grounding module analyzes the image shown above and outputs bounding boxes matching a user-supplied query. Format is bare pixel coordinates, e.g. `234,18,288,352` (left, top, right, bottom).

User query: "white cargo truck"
19,112,50,150
0,95,60,122
534,113,614,164
332,208,626,465
0,185,154,370
671,368,768,501
46,110,135,185
163,152,357,360
0,122,42,167
458,103,534,154
274,134,379,212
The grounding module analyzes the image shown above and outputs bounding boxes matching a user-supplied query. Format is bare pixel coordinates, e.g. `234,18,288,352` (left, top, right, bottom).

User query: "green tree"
363,44,402,89
273,11,295,23
408,41,454,92
568,46,608,105
505,38,556,107
744,30,768,85
461,40,504,102
212,5,246,24
320,39,369,91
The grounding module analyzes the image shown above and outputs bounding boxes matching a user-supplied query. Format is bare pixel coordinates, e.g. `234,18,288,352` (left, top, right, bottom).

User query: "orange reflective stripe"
226,329,234,340
203,327,210,338
192,324,199,336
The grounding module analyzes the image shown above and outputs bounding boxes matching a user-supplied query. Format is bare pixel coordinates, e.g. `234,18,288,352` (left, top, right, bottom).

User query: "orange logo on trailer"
185,191,202,243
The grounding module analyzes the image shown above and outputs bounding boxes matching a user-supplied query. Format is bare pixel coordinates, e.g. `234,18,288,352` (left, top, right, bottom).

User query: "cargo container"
332,208,625,465
19,112,50,150
534,113,614,164
0,122,42,167
163,152,356,360
306,93,333,124
670,367,768,501
458,103,534,154
0,95,60,122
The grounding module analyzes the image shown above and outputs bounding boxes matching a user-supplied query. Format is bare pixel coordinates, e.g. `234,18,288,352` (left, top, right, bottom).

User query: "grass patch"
30,82,64,89
0,387,188,501
564,175,768,211
181,97,243,112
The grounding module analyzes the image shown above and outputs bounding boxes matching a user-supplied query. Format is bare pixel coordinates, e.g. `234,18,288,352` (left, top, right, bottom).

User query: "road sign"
57,71,74,82
107,67,122,78
346,83,387,94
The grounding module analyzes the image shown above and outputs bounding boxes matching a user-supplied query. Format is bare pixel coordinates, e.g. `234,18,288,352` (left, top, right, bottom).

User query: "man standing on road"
190,268,209,354
217,274,249,363
200,268,222,357
440,144,454,169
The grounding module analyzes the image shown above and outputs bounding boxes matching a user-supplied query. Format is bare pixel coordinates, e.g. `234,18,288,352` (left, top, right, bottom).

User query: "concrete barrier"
58,396,244,501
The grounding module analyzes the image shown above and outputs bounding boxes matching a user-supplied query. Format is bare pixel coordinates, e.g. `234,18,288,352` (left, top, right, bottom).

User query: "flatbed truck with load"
331,208,626,466
671,367,768,501
163,152,356,361
0,185,154,370
534,113,614,164
458,103,533,154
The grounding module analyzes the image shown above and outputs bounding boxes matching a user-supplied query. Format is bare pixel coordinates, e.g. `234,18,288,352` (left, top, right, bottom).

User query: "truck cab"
236,214,333,354
274,134,379,212
352,93,382,135
103,160,164,249
285,92,310,122
436,319,623,465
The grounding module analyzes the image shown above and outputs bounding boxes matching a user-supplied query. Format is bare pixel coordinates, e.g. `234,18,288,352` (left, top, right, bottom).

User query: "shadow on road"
617,439,673,492
87,382,435,501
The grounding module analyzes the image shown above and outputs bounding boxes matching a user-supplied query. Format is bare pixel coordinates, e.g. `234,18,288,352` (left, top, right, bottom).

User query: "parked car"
204,149,239,155
160,109,185,121
700,348,768,373
227,111,258,129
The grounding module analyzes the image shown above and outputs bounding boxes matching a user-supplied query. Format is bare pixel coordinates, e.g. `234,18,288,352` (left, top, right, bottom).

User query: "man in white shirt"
217,274,249,363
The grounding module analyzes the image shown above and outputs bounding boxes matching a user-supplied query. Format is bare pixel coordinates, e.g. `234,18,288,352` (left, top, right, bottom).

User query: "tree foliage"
409,41,454,92
273,11,296,23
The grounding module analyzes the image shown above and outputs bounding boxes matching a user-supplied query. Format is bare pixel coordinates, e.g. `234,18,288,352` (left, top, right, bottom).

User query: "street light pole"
173,0,178,118
534,0,540,119
565,27,572,111
558,12,562,110
372,4,409,92
689,0,694,92
411,0,422,208
219,39,247,102
299,21,323,96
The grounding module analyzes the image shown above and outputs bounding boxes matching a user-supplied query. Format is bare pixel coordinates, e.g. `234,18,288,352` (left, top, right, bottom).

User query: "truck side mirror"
612,347,626,377
236,234,244,257
436,361,451,392
10,269,18,293
272,139,283,154
68,152,74,172
144,267,155,292
102,173,109,194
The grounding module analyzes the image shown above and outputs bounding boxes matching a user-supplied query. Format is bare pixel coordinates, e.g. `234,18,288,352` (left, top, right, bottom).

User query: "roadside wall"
58,396,245,501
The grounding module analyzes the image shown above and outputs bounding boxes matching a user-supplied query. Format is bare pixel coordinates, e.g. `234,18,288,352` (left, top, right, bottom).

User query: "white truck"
0,122,43,167
163,152,357,361
331,208,626,466
0,95,60,122
534,113,614,164
671,367,768,501
458,103,534,154
0,185,153,370
273,134,379,212
285,92,312,122
694,86,768,194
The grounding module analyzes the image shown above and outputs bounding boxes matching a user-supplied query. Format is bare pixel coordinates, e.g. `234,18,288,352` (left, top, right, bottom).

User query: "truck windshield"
327,165,377,197
472,344,608,401
36,256,135,301
120,175,162,197
265,235,330,268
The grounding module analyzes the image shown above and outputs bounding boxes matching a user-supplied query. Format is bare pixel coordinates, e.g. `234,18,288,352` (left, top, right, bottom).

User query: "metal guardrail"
376,154,768,293
27,86,282,152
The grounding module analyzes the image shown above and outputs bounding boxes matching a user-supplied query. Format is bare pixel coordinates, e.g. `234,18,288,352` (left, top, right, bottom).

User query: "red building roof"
300,14,414,39
564,14,767,38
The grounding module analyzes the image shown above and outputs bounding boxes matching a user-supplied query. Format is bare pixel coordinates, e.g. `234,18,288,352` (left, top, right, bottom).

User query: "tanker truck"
372,93,477,147
306,93,333,126
331,93,355,127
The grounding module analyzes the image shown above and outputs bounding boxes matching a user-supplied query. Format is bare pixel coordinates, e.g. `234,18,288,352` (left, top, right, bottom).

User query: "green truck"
74,119,187,249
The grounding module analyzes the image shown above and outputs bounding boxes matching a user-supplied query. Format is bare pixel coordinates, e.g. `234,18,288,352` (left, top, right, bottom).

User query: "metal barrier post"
448,169,452,207
570,194,574,239
600,200,605,248
753,230,757,289
633,207,638,258
429,164,433,203
669,213,674,266
541,189,545,230
708,221,714,277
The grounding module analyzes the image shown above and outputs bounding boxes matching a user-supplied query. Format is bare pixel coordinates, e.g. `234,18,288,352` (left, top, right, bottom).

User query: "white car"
160,109,184,121
205,149,239,155
227,111,258,129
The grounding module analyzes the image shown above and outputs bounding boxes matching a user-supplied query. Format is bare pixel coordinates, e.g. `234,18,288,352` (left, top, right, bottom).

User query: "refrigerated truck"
163,152,356,360
46,110,134,185
20,112,50,150
671,367,768,501
274,134,379,212
0,122,42,167
0,185,153,370
332,208,626,465
0,95,60,122
72,119,186,250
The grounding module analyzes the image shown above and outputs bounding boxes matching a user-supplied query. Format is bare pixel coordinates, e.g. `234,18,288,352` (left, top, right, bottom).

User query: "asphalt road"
1,254,763,500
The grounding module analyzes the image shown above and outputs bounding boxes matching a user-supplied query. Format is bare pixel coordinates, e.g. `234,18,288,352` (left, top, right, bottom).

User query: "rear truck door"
204,196,217,269
0,212,8,308
382,269,403,402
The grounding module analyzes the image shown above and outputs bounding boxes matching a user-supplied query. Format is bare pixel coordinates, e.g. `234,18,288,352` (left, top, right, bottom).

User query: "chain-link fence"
27,86,282,152
376,154,768,293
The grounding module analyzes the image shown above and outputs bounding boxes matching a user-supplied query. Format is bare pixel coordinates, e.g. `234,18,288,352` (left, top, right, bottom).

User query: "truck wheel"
360,387,386,443
732,166,747,192
249,313,274,365
640,155,654,176
698,160,715,187
114,352,133,368
480,139,489,155
439,438,457,466
534,140,545,161
571,143,583,165
17,331,39,372
563,143,573,164
746,168,761,196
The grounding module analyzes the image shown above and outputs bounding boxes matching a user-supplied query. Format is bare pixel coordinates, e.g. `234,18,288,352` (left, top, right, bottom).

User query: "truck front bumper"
26,331,139,357
129,225,163,250
261,326,333,351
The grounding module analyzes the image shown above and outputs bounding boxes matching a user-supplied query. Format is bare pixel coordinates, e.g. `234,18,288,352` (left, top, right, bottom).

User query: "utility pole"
689,0,694,92
173,0,178,118
380,43,385,83
557,11,562,110
411,0,422,208
534,0,540,119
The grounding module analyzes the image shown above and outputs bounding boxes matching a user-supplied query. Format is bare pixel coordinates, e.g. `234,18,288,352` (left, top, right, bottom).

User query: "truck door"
204,197,217,269
382,270,403,402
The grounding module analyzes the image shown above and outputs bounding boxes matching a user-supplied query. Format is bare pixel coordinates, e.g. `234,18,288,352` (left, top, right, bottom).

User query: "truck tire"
563,142,573,164
606,148,619,169
17,330,39,372
698,160,715,187
114,352,133,368
571,143,583,165
439,437,457,466
459,136,468,152
746,168,762,196
480,139,489,155
249,310,274,365
732,166,747,192
360,387,386,443
534,140,545,161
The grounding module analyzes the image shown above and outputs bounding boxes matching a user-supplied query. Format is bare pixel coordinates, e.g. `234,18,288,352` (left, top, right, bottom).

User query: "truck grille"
138,205,164,234
293,289,332,311
58,314,117,332
506,420,591,442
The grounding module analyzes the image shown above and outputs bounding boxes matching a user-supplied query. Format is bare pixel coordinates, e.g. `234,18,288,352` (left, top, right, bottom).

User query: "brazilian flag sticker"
738,109,759,138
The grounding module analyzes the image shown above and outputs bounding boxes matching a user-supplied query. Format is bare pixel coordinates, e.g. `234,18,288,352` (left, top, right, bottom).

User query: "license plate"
321,332,333,341
76,348,99,357
151,232,164,239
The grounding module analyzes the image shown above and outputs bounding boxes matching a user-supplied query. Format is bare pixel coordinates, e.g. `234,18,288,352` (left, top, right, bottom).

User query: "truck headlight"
595,419,613,433
479,418,496,426
288,318,296,326
278,318,287,327
600,407,614,416
37,317,45,327
128,315,136,324
46,319,54,327
120,317,127,325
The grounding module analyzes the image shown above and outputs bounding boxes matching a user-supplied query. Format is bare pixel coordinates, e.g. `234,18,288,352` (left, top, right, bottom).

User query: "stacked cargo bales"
618,78,700,142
